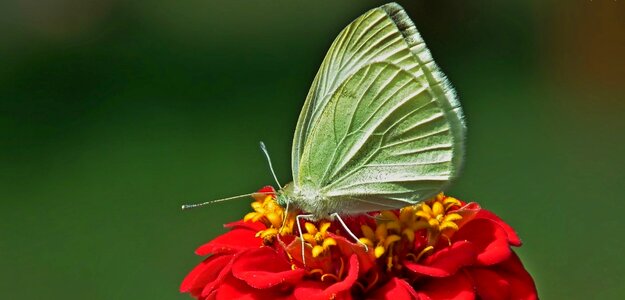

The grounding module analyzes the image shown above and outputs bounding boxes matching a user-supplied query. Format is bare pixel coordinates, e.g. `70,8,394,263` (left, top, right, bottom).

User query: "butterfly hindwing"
298,62,457,211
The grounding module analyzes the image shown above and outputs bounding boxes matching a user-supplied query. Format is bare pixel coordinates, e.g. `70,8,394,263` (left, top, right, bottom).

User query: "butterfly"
185,3,465,237
275,2,465,222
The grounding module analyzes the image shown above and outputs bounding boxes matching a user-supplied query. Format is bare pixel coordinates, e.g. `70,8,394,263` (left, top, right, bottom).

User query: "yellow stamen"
361,225,375,241
415,245,434,262
243,212,256,222
380,210,399,221
375,223,387,240
359,237,374,248
432,201,444,216
440,221,459,231
402,228,415,242
375,245,386,258
421,203,433,216
321,273,340,282
444,213,463,223
266,212,281,227
305,222,317,235
386,221,401,232
312,245,325,257
256,228,278,239
386,246,394,271
302,233,316,244
322,238,337,248
416,210,431,219
384,234,401,248
308,269,324,276
319,221,332,233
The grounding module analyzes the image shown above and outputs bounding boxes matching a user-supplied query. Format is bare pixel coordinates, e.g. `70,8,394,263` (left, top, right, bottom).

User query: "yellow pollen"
303,221,336,257
312,245,325,258
414,193,463,238
245,193,295,242
375,245,385,258
359,237,374,248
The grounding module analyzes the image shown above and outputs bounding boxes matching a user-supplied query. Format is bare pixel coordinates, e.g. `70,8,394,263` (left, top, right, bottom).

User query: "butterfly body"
277,3,465,220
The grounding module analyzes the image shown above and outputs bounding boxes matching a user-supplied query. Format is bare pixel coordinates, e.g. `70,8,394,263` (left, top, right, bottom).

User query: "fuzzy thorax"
278,182,343,220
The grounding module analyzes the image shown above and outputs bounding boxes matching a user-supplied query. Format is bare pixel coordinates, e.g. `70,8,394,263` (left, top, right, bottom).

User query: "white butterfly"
184,3,465,253
277,3,465,220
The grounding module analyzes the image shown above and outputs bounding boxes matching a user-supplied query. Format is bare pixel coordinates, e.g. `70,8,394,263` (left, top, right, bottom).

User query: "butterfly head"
276,182,294,207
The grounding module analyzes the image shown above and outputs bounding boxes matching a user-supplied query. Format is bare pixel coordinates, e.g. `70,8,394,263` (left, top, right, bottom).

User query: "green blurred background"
1,0,624,299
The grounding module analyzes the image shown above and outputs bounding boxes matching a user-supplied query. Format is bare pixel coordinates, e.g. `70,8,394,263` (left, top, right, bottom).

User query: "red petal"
200,252,239,297
452,202,481,229
196,226,262,255
474,209,522,246
369,278,419,299
293,281,353,300
224,220,267,231
215,273,295,300
257,186,276,194
404,241,477,277
294,255,359,300
180,254,231,295
453,218,511,266
468,268,511,299
494,253,538,300
292,281,329,300
232,247,306,289
332,234,376,276
419,273,475,300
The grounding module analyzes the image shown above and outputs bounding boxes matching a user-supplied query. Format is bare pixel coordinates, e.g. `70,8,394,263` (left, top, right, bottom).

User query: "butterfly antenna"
259,141,282,189
181,192,271,210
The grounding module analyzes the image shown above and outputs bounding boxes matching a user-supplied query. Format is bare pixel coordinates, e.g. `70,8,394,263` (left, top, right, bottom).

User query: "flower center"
414,193,463,246
244,191,465,286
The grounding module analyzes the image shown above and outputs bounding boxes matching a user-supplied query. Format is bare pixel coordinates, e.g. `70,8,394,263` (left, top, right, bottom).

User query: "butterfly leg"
330,213,369,252
279,200,290,234
295,213,314,266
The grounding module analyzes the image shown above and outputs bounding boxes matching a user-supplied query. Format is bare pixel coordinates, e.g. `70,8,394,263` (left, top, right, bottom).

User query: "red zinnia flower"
181,187,537,299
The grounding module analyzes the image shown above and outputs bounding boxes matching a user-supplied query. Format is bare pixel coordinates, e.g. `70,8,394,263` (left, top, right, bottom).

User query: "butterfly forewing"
292,3,466,214
292,4,430,180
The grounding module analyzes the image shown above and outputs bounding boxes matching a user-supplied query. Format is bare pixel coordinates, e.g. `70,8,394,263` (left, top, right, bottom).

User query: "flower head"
181,189,538,299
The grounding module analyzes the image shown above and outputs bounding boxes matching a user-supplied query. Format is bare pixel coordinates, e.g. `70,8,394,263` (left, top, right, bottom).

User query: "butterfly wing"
292,3,439,180
292,3,465,212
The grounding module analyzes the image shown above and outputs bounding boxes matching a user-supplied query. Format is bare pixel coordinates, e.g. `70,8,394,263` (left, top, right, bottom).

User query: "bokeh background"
1,0,624,299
